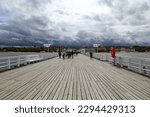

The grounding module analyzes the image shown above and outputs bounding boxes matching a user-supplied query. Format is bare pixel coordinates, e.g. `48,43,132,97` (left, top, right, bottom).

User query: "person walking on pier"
111,47,116,65
90,52,93,59
58,51,61,59
71,50,74,59
62,52,65,59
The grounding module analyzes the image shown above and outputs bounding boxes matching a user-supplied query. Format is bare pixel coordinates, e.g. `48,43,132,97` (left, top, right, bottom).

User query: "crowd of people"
58,50,78,59
58,47,116,61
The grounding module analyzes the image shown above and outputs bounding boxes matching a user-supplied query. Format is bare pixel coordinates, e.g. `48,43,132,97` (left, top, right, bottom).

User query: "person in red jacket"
111,47,116,65
111,47,116,58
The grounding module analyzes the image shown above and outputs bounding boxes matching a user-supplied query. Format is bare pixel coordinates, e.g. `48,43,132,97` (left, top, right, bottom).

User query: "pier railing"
83,52,150,77
0,53,58,72
115,56,150,76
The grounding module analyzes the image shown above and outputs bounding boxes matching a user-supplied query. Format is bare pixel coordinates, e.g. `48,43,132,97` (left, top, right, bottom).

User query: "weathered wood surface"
0,54,150,100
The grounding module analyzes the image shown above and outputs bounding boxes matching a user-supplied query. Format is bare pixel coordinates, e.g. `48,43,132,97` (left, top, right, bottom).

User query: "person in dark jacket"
71,51,74,59
90,52,93,59
58,51,61,59
62,52,65,59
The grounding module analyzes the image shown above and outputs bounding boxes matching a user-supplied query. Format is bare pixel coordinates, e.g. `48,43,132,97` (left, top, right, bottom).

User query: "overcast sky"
0,0,150,45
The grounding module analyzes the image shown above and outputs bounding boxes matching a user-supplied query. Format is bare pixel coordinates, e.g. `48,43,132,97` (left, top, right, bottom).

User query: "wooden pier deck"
0,54,150,100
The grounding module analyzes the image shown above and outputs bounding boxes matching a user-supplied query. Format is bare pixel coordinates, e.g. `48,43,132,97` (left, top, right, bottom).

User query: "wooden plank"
42,62,68,100
53,61,72,100
62,63,72,100
33,64,64,100
78,65,87,100
76,60,82,100
0,54,150,100
71,61,77,100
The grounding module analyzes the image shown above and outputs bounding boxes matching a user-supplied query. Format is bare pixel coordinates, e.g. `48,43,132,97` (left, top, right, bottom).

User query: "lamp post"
43,44,52,52
93,44,100,53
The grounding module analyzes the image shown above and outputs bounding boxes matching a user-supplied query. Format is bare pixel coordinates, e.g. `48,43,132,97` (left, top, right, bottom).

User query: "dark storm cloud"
0,0,150,46
26,16,49,30
0,14,61,43
76,30,96,40
0,15,50,36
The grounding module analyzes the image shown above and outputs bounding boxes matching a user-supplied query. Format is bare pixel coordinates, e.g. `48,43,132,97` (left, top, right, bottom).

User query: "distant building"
117,46,135,52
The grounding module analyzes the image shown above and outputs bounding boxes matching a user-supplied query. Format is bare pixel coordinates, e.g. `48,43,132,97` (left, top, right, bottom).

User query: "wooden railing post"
8,58,11,69
128,58,131,70
118,56,122,67
139,59,142,74
18,57,20,67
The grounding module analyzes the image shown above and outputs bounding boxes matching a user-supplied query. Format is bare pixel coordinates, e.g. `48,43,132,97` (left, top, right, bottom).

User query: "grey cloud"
62,36,72,40
140,2,150,11
98,0,114,6
0,8,12,16
54,9,69,15
93,15,101,21
0,0,150,46
83,15,92,20
104,0,114,6
1,16,38,36
83,15,101,21
22,0,51,9
0,8,14,23
76,30,99,40
126,1,150,15
76,30,91,39
0,13,57,41
61,28,67,32
112,0,150,24
26,16,49,29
